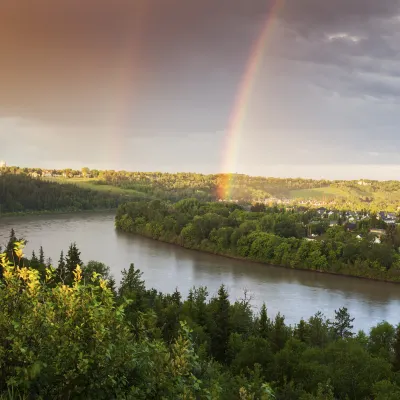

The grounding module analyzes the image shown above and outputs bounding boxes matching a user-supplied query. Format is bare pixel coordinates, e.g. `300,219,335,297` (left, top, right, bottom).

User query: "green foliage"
328,307,355,339
2,236,400,399
0,174,142,215
116,200,400,282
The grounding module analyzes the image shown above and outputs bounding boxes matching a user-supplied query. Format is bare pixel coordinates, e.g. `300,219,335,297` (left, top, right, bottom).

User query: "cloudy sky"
1,0,400,179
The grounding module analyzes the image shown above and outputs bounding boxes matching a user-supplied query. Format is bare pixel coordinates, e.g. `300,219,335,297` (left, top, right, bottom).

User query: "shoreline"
117,227,400,285
0,208,117,219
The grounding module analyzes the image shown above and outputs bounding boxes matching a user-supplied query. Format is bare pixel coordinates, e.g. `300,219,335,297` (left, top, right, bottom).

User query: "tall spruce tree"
258,303,271,339
6,228,17,261
211,284,231,363
57,251,66,283
64,243,82,285
30,251,39,269
39,246,45,265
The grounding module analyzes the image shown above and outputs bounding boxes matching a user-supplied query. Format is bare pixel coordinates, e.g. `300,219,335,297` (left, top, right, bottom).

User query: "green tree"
65,243,82,285
56,250,66,283
329,307,354,339
39,246,45,265
210,285,231,363
368,321,395,360
258,303,271,339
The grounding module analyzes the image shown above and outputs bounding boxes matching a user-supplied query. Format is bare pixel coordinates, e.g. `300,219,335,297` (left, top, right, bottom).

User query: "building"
0,160,6,168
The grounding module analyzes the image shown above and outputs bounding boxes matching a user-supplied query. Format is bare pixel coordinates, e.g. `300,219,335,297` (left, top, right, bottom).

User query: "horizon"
4,160,400,182
2,1,400,178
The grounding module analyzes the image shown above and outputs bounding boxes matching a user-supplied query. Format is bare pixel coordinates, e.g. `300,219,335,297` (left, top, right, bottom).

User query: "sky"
1,0,400,179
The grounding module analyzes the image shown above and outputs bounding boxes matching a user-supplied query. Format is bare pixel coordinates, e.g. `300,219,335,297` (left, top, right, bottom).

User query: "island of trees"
1,232,400,398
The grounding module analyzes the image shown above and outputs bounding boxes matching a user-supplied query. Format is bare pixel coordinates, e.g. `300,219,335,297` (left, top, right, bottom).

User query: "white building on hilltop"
0,160,6,168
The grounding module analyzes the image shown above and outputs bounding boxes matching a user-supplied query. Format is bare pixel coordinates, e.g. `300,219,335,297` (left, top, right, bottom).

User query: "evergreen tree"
270,312,288,351
171,288,182,306
211,284,231,363
57,251,67,283
6,228,17,261
294,319,309,343
6,228,16,252
329,307,355,339
30,250,39,269
65,243,82,284
258,303,271,339
39,246,45,265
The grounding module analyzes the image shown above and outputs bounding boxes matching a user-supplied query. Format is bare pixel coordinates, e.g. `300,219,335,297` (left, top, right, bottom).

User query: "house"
356,234,362,240
373,237,381,244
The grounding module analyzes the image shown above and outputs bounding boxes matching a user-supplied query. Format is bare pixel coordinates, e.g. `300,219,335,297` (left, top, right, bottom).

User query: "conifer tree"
39,246,45,265
211,284,231,363
56,250,66,282
30,250,39,269
65,243,82,284
6,228,16,252
329,307,355,339
258,303,271,339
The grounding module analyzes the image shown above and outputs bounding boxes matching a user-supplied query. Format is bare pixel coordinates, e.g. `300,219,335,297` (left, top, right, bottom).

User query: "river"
1,211,400,331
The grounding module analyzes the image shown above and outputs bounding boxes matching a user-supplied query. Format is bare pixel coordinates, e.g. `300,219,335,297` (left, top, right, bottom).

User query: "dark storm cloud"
2,0,400,175
1,0,399,122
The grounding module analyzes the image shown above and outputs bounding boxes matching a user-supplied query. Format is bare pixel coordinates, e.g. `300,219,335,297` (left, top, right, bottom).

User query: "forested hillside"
4,165,400,210
1,235,400,398
0,174,146,214
116,199,400,282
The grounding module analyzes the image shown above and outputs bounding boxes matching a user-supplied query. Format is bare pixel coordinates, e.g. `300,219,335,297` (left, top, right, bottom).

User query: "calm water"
1,211,400,332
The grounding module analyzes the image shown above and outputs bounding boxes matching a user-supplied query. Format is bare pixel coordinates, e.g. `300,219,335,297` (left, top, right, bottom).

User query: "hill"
3,165,400,211
0,174,148,215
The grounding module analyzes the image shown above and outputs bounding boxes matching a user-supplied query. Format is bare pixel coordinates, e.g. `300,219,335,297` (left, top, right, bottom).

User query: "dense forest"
115,199,400,282
1,233,400,398
0,174,145,214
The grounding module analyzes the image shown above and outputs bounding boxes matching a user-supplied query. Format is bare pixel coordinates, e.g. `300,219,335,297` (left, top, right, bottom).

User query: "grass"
289,186,351,200
46,178,149,198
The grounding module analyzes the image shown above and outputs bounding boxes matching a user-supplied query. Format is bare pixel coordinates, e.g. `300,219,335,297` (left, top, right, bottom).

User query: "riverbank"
0,208,117,219
116,227,400,285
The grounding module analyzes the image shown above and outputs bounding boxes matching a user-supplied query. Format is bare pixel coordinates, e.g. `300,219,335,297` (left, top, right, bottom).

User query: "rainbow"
217,1,284,200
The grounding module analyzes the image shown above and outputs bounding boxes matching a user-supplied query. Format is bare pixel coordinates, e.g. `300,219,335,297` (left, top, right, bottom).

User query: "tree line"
0,174,144,214
1,232,400,398
115,199,400,282
5,164,400,210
